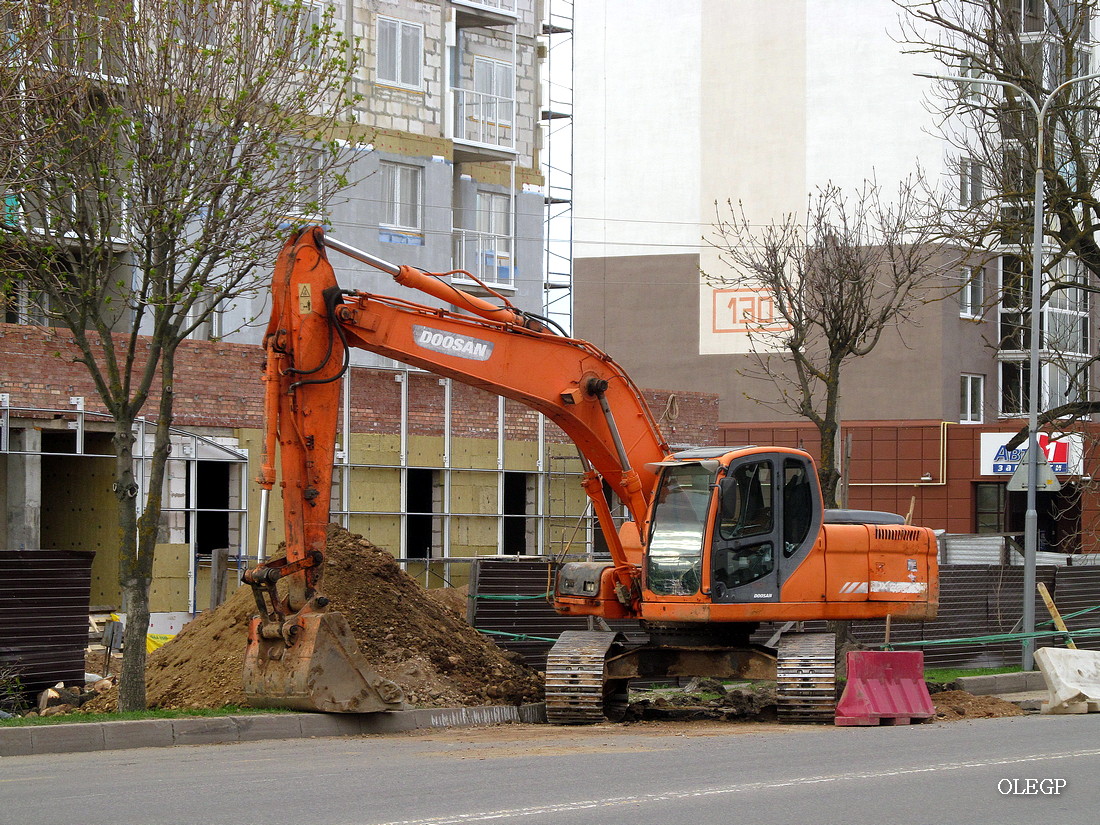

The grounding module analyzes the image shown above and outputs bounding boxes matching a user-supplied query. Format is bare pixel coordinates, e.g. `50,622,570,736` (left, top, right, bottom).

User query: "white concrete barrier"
1035,647,1100,714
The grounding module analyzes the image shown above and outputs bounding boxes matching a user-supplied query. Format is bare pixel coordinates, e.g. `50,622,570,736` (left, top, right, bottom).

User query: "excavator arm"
242,227,670,711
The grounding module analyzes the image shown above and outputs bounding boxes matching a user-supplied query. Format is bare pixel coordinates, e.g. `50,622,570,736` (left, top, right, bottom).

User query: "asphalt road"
3,715,1099,825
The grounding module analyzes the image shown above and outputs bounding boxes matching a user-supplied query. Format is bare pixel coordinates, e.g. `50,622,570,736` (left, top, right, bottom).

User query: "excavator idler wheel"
544,630,626,724
776,632,837,723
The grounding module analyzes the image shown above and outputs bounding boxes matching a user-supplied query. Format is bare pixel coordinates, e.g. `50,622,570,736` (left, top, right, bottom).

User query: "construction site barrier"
834,650,935,726
1035,647,1100,714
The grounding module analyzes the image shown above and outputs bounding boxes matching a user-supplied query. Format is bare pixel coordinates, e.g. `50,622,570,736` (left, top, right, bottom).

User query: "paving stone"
30,723,106,754
172,717,241,746
0,726,35,757
102,719,175,751
361,711,419,735
298,713,367,738
235,714,304,742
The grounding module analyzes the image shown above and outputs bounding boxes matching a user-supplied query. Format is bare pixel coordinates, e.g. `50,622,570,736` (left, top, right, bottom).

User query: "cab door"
711,456,780,603
711,453,821,604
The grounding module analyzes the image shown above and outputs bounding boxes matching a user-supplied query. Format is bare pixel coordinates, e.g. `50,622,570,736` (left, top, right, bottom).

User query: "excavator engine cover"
243,609,405,713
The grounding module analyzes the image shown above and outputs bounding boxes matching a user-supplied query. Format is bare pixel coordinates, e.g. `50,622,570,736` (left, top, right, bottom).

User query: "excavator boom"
242,227,670,711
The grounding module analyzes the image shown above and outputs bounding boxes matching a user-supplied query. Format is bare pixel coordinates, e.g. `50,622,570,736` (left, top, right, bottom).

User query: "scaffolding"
329,368,592,588
540,0,574,332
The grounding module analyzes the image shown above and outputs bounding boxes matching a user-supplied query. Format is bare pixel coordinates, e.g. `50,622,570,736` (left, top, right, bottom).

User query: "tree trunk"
817,420,842,510
114,415,150,711
115,347,179,711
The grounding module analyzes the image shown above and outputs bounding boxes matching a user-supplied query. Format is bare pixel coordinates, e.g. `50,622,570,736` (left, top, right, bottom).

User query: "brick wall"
0,323,264,429
0,323,720,445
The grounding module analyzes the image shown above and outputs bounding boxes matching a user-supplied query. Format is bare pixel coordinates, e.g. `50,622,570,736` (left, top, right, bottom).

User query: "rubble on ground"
78,525,543,714
628,678,778,722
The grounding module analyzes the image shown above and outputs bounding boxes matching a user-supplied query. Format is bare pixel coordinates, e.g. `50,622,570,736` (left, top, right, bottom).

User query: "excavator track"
776,632,837,723
545,630,627,724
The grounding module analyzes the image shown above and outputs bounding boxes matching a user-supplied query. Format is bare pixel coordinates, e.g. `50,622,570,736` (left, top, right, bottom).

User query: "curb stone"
0,702,548,757
954,671,1047,695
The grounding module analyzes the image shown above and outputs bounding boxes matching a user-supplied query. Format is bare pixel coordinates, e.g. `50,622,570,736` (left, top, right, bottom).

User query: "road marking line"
370,748,1100,825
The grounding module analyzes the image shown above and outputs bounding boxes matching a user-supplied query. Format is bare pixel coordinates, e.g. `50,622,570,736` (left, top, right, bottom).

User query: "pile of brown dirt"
84,526,542,712
931,690,1028,721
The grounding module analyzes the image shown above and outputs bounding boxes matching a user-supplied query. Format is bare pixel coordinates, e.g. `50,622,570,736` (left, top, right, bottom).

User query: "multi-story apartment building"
1,0,723,621
571,1,1100,554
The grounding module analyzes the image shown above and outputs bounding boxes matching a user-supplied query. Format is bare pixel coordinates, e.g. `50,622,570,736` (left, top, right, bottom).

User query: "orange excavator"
242,227,938,722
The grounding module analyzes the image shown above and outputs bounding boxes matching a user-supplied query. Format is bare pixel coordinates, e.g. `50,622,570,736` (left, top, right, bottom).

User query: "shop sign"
979,432,1082,476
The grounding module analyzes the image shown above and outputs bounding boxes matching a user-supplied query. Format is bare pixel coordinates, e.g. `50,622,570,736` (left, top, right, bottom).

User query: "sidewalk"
0,703,547,757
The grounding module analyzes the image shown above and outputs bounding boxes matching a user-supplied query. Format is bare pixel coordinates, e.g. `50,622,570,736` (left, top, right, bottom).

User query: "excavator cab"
641,449,823,605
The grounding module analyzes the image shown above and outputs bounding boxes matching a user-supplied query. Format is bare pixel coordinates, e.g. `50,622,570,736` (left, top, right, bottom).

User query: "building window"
999,359,1084,416
959,157,983,207
958,54,982,101
998,254,1029,352
476,190,512,283
1000,360,1027,416
275,2,322,62
473,57,515,126
477,191,511,241
377,17,422,89
275,144,322,218
1045,260,1090,356
975,482,1006,534
380,161,422,232
961,374,984,423
960,265,984,317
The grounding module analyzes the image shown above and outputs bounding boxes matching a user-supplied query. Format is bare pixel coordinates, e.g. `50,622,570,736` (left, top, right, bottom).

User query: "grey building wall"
573,252,1002,425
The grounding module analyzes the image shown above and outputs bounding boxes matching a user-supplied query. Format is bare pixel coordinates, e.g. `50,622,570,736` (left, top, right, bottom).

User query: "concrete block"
31,723,106,754
172,717,241,746
1035,647,1100,714
1024,671,1048,691
955,673,1027,695
297,713,365,738
415,705,520,729
102,719,174,751
517,703,547,724
360,711,418,735
235,714,304,742
0,726,36,757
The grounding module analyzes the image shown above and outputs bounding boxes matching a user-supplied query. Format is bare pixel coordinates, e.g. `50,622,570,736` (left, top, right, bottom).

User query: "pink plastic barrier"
834,650,935,726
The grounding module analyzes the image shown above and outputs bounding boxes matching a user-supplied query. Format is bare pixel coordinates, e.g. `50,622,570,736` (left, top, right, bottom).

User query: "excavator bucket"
243,609,405,713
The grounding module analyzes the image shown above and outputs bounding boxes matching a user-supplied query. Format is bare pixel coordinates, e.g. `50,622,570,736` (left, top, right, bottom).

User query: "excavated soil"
930,690,1028,721
83,526,542,712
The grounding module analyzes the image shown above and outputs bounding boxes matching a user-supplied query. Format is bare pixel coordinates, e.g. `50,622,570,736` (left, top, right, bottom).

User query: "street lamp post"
920,71,1100,670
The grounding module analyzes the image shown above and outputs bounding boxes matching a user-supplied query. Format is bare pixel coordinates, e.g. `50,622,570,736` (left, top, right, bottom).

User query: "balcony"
452,230,514,289
451,0,518,30
451,89,516,162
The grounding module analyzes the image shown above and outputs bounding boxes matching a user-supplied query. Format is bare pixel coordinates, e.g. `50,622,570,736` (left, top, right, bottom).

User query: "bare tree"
707,179,952,508
0,0,363,710
896,0,1100,433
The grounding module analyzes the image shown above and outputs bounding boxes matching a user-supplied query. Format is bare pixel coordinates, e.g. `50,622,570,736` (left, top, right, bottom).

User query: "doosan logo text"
413,326,494,361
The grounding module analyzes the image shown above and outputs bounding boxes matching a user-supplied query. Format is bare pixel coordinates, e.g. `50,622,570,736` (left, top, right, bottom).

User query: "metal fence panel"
468,561,1100,672
0,549,95,702
1052,567,1100,652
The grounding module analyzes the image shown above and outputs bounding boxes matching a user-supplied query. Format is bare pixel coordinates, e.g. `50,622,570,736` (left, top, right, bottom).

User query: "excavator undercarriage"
544,628,837,724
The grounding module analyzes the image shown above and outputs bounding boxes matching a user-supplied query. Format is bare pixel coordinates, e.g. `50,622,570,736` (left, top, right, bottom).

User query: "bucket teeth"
243,609,405,713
